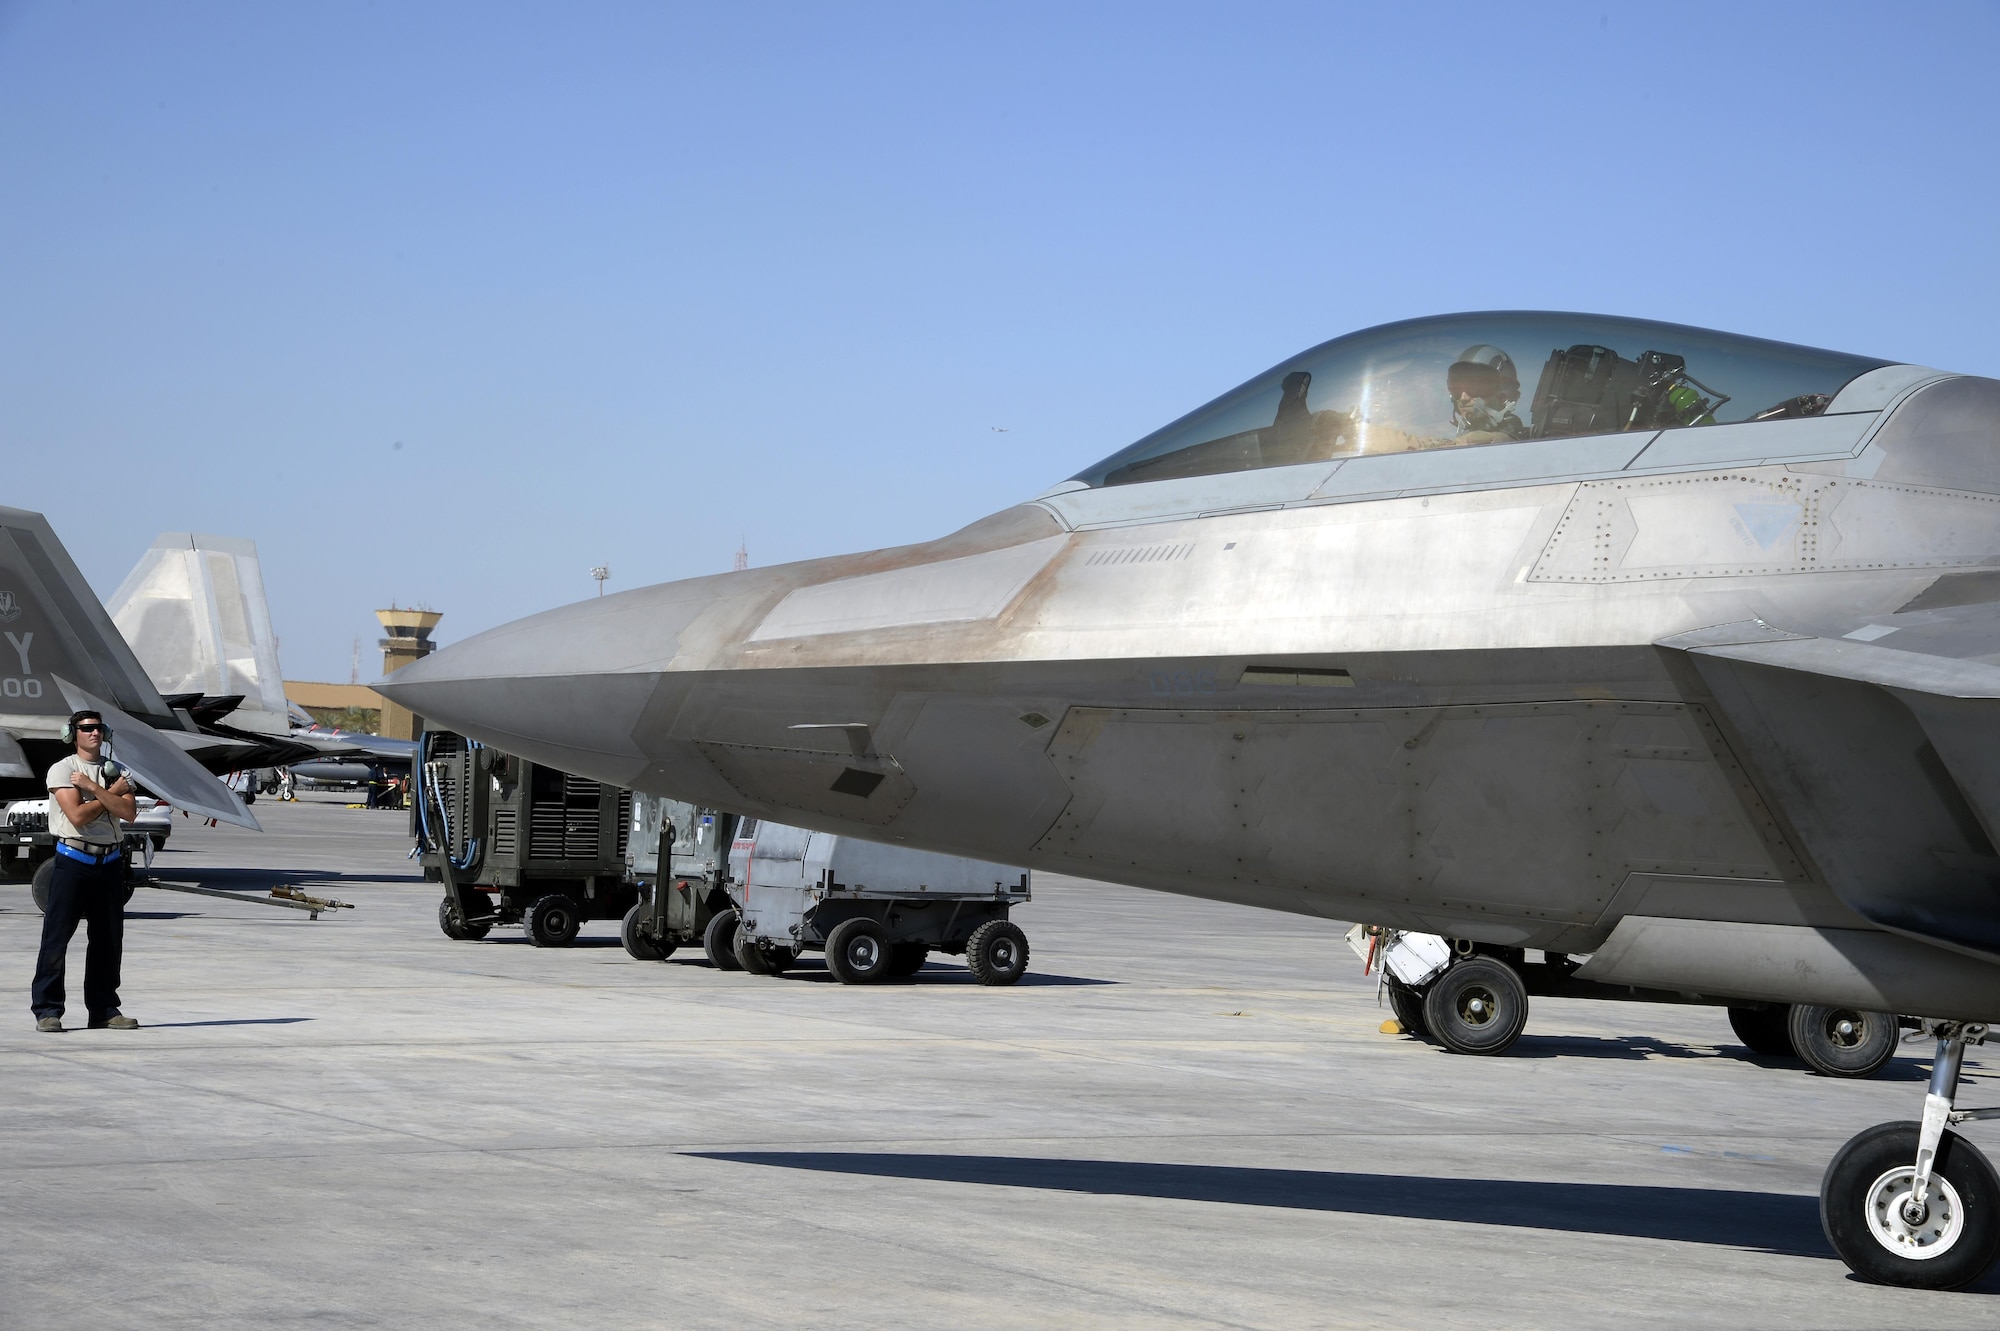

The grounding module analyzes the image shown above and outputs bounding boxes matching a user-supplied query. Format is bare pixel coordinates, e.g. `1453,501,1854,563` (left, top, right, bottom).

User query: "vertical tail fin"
108,534,290,736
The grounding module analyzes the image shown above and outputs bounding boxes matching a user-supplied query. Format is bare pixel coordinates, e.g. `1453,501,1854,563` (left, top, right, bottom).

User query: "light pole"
591,565,610,597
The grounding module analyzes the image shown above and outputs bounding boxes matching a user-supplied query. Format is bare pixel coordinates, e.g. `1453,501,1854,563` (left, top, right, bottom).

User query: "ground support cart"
418,730,638,947
718,819,1032,984
1348,923,1909,1078
618,795,735,961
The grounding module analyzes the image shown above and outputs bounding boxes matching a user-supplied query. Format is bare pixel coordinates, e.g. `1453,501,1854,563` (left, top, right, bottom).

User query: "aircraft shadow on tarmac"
694,1151,1842,1257
1506,1034,1932,1080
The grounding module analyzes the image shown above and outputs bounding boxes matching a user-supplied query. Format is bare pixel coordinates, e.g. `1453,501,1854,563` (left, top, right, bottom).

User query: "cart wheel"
965,919,1029,986
1421,956,1528,1055
620,903,674,961
149,834,167,854
1386,976,1431,1041
888,942,930,978
525,894,582,948
438,897,491,942
734,933,796,976
31,857,55,915
1789,1004,1898,1078
1728,1005,1796,1057
825,918,892,984
1822,1120,2000,1289
704,908,742,970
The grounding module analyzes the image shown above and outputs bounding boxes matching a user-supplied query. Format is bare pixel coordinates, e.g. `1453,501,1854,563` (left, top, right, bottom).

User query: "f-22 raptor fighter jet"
380,311,2000,1289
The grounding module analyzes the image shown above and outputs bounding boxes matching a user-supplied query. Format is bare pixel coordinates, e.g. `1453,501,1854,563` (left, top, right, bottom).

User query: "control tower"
377,607,442,740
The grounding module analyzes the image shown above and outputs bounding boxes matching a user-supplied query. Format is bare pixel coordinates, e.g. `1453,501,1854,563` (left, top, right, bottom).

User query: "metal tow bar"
139,878,356,920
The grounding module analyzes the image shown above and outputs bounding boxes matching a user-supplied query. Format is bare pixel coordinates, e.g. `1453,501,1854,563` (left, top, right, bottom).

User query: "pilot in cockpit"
1446,345,1527,444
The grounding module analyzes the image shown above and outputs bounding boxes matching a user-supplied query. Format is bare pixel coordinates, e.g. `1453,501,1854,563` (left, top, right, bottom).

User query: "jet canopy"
1073,312,1888,488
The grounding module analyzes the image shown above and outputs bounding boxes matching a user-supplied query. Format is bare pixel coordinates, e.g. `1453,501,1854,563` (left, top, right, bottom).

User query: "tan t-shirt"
47,756,122,847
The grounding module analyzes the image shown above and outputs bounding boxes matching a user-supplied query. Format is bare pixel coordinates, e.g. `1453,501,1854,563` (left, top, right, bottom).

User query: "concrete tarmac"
2,795,1997,1329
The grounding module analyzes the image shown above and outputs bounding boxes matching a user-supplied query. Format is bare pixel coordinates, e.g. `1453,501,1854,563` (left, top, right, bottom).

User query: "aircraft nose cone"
376,579,729,785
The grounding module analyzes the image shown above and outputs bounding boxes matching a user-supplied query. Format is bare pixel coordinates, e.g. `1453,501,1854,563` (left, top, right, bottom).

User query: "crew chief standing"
31,710,140,1032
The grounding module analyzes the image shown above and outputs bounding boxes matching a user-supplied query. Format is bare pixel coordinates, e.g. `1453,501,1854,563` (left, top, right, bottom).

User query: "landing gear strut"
1822,1021,2000,1288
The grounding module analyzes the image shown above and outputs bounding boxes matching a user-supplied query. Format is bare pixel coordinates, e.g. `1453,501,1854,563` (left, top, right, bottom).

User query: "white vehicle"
721,817,1031,985
3,793,170,877
128,795,172,854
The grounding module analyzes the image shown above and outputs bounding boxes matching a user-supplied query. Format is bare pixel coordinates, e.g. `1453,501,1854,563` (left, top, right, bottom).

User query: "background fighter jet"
105,531,408,783
379,311,2000,1289
0,510,374,829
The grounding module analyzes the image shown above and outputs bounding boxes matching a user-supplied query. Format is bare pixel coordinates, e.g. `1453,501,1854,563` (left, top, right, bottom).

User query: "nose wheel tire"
1790,1004,1898,1078
965,919,1029,986
825,918,892,984
525,894,582,948
30,857,54,914
1823,1120,2000,1289
620,902,674,961
703,908,742,970
1420,956,1528,1055
438,897,492,941
1728,1004,1797,1058
887,942,930,978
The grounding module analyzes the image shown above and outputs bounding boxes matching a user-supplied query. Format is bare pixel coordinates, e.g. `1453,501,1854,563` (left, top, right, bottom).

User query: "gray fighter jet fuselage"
382,312,2000,1023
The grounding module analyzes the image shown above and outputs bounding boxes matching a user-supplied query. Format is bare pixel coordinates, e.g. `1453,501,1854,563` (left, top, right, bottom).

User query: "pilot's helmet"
1446,344,1520,408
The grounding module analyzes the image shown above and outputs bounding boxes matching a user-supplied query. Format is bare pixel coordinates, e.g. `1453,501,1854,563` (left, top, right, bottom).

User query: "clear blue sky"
3,2,1995,683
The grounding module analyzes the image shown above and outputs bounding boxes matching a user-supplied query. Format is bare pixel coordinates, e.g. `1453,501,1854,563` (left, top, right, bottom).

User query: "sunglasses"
74,723,108,734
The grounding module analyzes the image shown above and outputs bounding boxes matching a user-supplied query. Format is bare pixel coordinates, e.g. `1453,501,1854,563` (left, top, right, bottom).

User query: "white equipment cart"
721,818,1031,985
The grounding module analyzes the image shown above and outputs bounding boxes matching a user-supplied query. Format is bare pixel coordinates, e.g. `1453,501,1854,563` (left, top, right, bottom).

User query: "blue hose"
413,731,481,873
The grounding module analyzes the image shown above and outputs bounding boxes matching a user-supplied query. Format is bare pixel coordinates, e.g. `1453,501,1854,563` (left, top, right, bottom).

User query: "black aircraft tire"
733,933,796,976
965,919,1029,986
525,894,582,948
888,942,930,978
438,897,491,942
825,918,891,984
1386,977,1431,1042
1421,957,1528,1056
1728,1005,1797,1058
1823,1121,2000,1289
1790,1004,1898,1079
620,903,673,961
31,858,55,915
704,908,742,970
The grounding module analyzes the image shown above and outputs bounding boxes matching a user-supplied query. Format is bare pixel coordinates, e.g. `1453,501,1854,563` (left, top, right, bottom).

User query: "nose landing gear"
1822,1022,2000,1289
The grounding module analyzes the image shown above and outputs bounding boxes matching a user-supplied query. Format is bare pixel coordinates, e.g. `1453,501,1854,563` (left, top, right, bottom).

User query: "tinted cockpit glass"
1073,312,1887,488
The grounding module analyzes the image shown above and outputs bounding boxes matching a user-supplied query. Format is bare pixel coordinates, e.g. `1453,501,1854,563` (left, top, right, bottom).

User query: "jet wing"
54,677,260,829
1661,597,2000,964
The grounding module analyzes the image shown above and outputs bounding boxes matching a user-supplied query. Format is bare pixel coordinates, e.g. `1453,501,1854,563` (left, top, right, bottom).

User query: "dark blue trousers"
30,853,124,1022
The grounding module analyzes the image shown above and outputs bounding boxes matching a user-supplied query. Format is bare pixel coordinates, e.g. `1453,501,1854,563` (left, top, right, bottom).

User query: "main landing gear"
1822,1021,2000,1289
